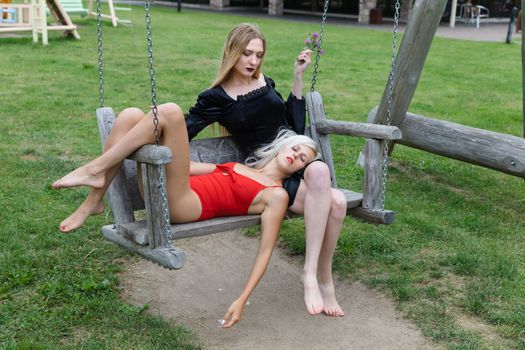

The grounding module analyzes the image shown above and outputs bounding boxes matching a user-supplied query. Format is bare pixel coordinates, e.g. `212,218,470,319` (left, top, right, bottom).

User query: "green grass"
1,6,524,350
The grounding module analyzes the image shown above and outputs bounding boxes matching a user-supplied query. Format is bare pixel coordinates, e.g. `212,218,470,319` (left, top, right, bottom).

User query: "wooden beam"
102,225,186,270
347,207,395,225
397,111,525,178
362,139,384,209
316,119,402,140
370,0,448,149
306,92,337,187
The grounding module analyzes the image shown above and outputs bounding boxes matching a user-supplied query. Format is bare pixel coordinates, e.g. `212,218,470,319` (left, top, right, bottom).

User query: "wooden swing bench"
96,92,402,270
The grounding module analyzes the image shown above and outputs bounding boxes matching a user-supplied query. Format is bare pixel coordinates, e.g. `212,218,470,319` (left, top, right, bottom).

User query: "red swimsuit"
190,162,275,221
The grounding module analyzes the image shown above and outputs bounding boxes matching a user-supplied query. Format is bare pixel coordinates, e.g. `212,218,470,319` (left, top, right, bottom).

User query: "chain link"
96,0,104,107
380,0,400,211
144,0,160,145
144,0,173,245
310,0,329,92
158,166,173,241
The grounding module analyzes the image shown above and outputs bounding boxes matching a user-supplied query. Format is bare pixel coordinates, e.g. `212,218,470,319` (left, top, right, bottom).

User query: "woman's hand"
220,298,246,328
294,49,312,76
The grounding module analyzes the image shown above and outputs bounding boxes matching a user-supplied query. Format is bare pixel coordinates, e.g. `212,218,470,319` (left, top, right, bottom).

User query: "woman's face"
233,38,264,79
277,143,316,174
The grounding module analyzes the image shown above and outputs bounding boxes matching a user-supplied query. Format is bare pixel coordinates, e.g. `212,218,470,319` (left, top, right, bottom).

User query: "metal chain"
144,0,160,145
380,0,401,210
310,0,329,92
96,0,104,107
144,0,173,244
158,166,173,241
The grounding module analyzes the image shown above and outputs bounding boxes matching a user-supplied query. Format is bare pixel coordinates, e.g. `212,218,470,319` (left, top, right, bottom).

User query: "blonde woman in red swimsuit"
52,103,319,328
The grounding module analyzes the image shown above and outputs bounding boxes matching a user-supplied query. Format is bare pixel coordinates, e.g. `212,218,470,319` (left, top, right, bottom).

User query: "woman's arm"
189,161,216,175
220,188,289,328
292,49,312,99
185,89,225,141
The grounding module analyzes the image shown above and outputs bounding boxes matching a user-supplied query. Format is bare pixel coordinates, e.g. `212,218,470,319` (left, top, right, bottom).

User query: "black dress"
185,76,306,156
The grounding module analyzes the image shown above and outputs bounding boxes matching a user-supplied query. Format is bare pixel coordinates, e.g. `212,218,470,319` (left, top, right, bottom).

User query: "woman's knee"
330,189,347,219
303,161,331,189
158,103,184,126
117,107,146,126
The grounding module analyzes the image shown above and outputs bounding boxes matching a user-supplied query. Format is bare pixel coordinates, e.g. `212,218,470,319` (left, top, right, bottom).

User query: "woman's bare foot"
301,273,324,315
59,201,105,233
52,165,105,190
319,281,344,317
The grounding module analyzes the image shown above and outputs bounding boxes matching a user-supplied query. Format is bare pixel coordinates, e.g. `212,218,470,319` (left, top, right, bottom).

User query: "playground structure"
94,0,525,270
0,0,79,45
87,0,130,27
368,0,525,179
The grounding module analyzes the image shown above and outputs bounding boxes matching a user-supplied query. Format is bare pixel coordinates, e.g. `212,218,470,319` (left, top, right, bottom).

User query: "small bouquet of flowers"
298,32,325,64
304,32,325,56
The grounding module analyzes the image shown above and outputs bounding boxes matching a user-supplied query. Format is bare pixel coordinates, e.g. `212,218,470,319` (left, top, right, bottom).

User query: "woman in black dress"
185,23,346,317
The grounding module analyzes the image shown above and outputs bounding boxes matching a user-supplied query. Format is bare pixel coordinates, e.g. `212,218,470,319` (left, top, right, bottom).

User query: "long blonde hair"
246,129,321,170
211,23,267,136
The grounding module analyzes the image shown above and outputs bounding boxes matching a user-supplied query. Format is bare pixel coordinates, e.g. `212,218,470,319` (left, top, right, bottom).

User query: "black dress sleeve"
185,89,224,141
285,93,306,135
266,77,306,135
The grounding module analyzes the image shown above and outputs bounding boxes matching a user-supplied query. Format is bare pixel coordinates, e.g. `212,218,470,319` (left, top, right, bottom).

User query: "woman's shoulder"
197,86,230,104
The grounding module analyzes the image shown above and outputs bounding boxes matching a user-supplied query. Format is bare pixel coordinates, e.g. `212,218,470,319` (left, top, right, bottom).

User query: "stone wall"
210,0,229,9
268,0,283,16
358,0,378,23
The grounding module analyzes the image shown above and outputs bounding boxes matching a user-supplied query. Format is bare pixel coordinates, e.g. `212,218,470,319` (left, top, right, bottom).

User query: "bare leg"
154,104,202,223
58,108,146,232
289,162,346,316
289,162,331,315
317,189,346,317
55,103,201,229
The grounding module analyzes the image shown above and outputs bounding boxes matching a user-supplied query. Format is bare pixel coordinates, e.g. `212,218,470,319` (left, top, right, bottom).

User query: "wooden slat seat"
102,189,363,246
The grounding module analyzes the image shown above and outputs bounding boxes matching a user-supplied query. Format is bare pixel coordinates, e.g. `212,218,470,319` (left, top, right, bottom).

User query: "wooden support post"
370,0,448,154
305,92,337,187
31,0,37,43
141,163,171,249
362,139,384,209
96,107,135,225
39,0,47,45
397,111,525,178
107,0,117,27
